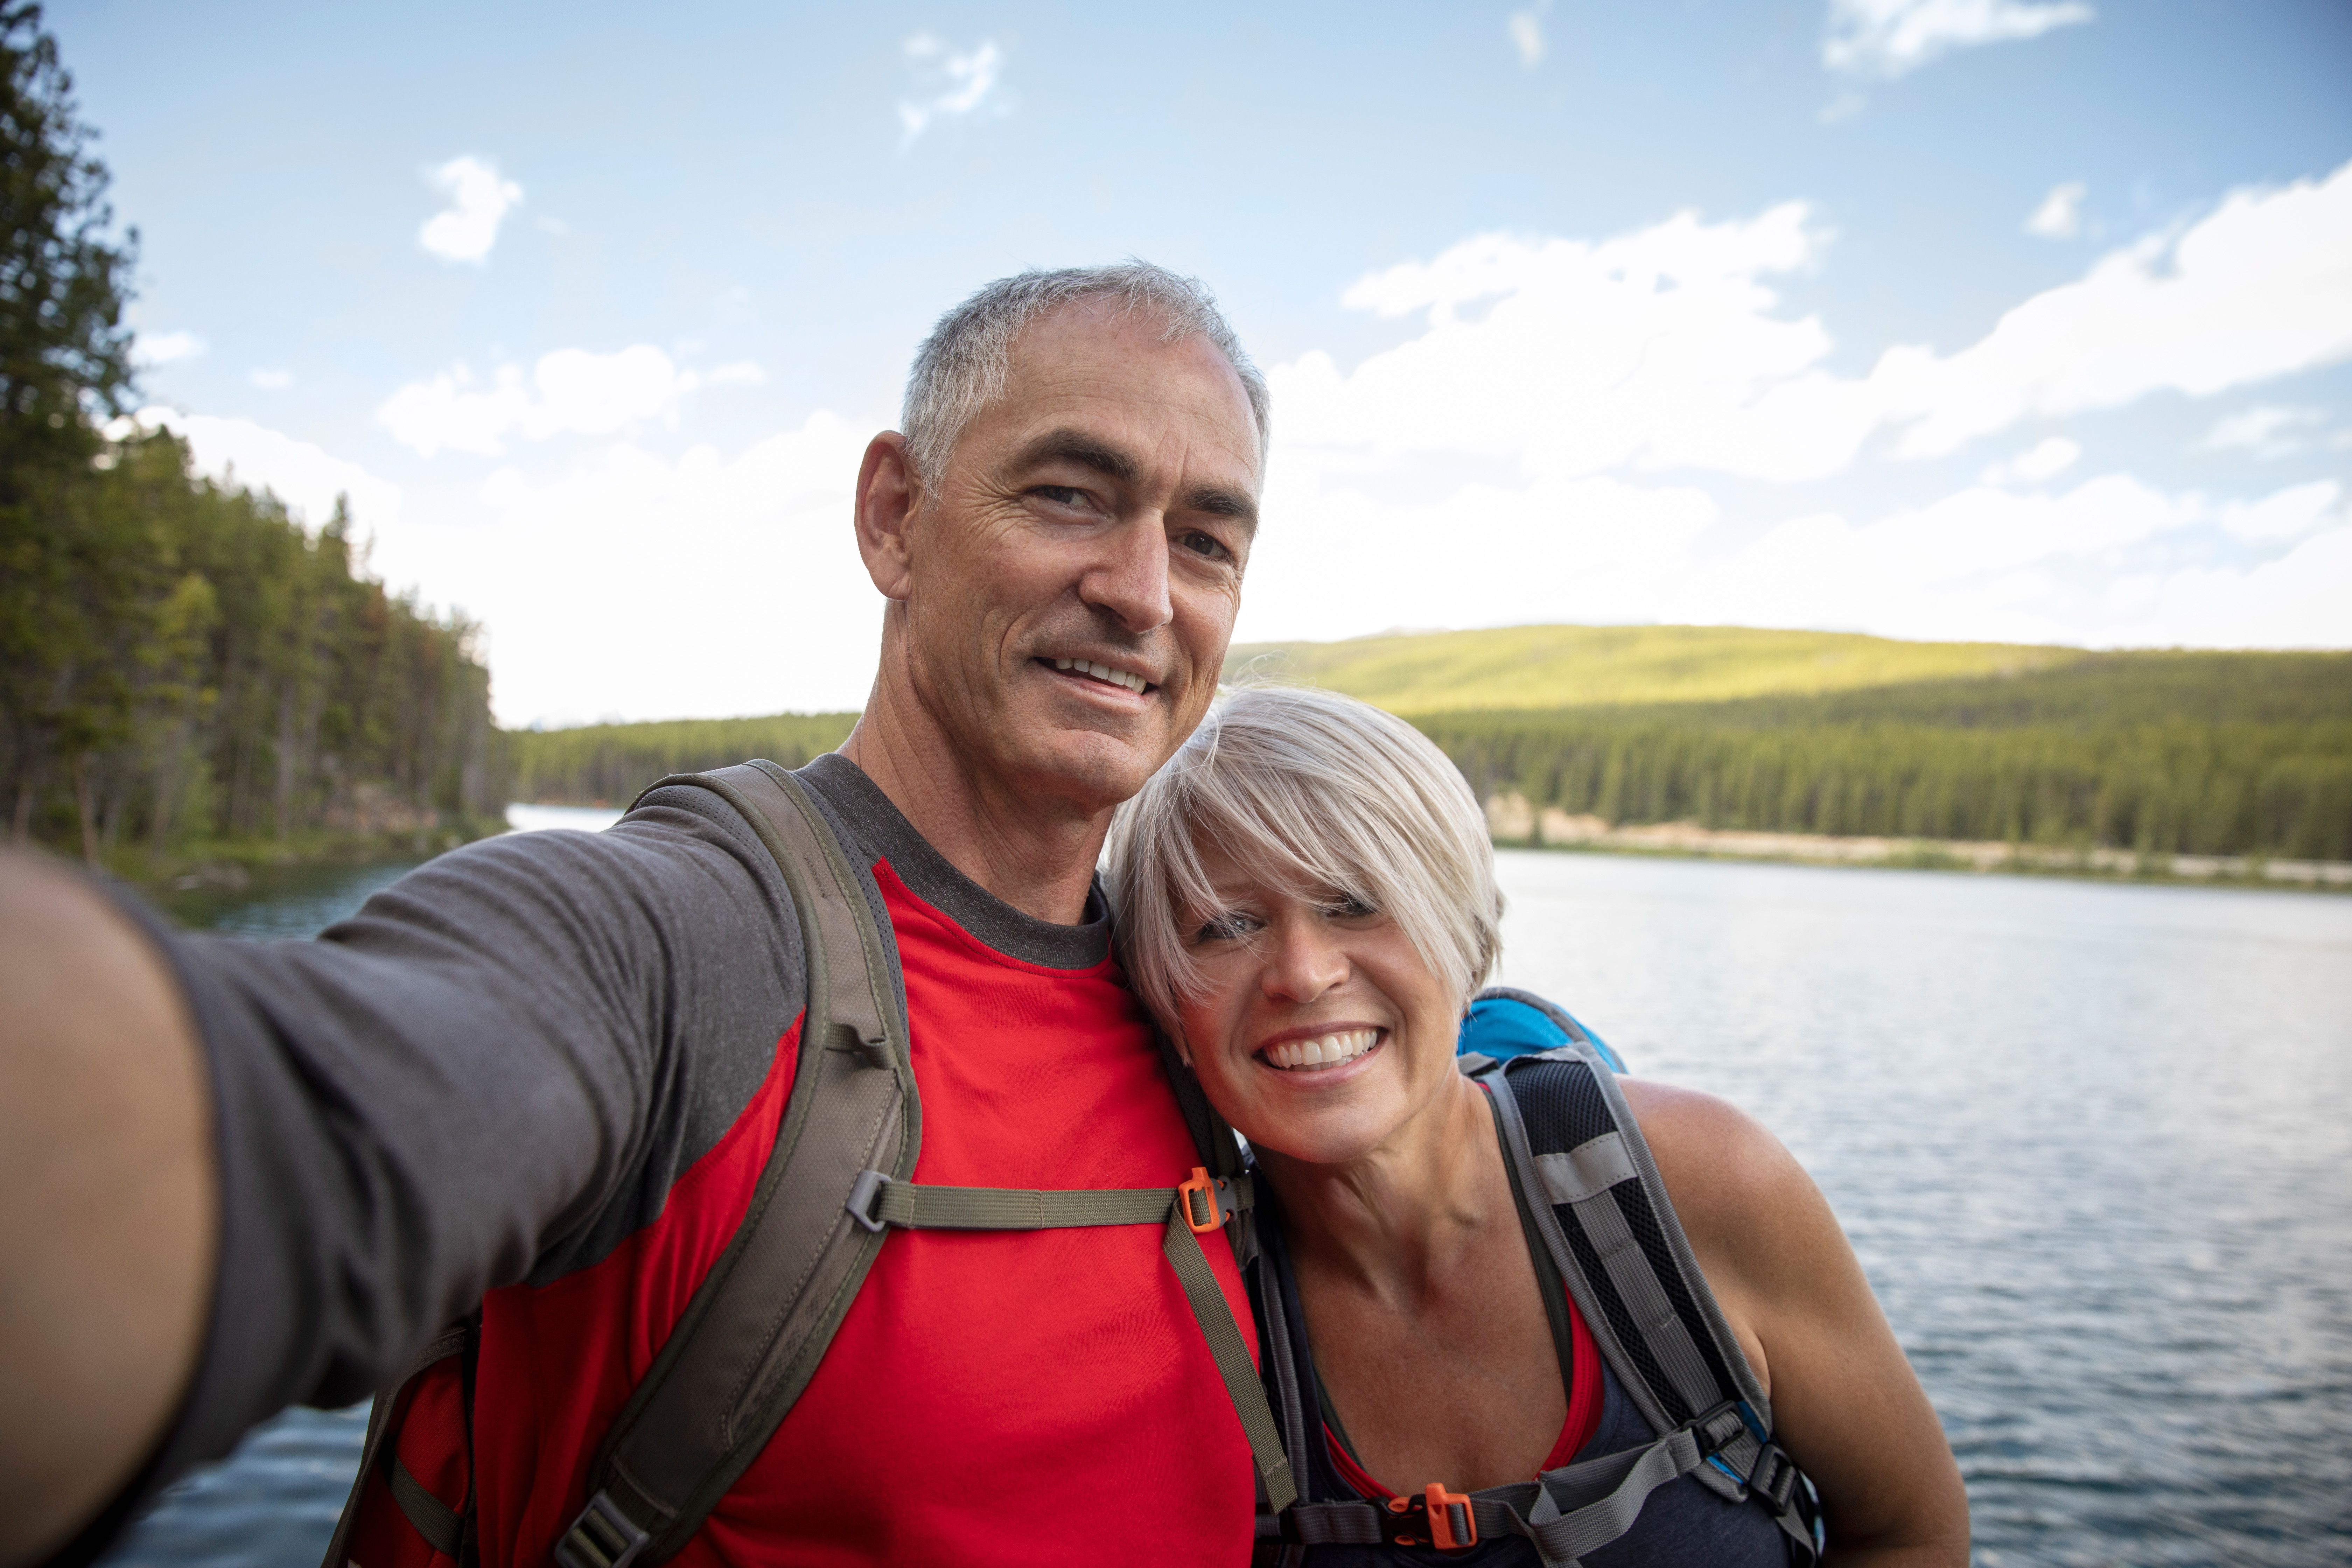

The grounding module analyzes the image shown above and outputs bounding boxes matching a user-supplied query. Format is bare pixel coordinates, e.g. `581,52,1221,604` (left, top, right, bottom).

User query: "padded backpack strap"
558,760,919,1568
1477,1043,1821,1563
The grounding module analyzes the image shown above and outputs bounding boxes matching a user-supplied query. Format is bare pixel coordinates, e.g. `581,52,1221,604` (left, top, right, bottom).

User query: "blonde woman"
1105,687,1967,1567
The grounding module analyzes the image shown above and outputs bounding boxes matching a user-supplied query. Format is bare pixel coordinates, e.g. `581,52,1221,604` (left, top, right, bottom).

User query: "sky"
50,0,2352,725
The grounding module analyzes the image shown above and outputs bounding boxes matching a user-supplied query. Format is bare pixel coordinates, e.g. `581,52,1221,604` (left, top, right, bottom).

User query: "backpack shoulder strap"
1478,1030,1821,1562
556,758,921,1568
1273,990,1821,1567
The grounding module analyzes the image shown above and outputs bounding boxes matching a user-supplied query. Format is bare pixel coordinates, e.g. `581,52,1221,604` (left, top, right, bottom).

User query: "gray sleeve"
138,787,805,1488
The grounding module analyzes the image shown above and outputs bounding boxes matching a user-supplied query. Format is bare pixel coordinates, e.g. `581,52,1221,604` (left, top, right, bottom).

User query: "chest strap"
842,1168,1296,1517
1279,1402,1794,1566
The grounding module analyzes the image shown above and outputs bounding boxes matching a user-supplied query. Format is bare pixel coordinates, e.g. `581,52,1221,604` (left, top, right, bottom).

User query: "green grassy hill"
506,625,2352,861
1230,626,2352,861
1224,623,2086,712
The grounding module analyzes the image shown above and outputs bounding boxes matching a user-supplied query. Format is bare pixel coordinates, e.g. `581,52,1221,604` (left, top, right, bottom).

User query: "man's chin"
1006,725,1167,814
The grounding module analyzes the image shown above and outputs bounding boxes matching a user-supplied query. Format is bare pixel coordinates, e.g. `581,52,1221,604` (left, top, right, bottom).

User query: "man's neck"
838,677,1108,927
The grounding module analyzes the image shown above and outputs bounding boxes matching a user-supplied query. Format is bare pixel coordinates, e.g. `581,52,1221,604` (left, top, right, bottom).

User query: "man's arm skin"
0,849,217,1567
1623,1078,1972,1568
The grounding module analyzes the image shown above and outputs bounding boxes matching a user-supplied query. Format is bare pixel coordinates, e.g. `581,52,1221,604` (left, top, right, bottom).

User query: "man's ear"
854,431,921,602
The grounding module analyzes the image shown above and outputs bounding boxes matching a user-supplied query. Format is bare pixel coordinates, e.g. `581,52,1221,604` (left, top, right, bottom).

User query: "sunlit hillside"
1223,624,2087,712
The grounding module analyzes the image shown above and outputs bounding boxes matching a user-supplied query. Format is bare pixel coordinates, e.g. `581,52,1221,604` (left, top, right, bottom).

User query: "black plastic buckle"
844,1169,891,1233
554,1490,650,1568
1746,1443,1800,1512
1691,1399,1752,1460
1381,1485,1477,1552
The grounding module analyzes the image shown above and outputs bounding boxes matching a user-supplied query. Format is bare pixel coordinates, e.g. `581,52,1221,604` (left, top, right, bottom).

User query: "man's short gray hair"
1104,685,1504,1041
901,261,1271,484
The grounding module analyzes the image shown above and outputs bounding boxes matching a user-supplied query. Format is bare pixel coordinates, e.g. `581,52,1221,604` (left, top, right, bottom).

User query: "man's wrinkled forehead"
991,302,1264,483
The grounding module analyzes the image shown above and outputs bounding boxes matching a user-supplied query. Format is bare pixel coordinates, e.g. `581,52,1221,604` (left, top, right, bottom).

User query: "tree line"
509,712,856,805
0,7,500,868
1415,652,2352,862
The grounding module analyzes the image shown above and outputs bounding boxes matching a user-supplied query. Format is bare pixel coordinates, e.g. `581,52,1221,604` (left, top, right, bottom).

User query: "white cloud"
707,360,768,386
898,34,1007,147
1236,164,2352,656
133,330,206,368
2120,519,2352,648
1979,435,2081,485
2024,180,2086,239
1878,159,2352,456
1823,0,2094,80
2199,404,2324,460
380,415,883,723
128,406,404,532
1507,4,1549,68
379,345,735,457
418,155,523,263
2218,479,2339,541
249,368,293,390
1267,157,2352,503
1290,204,1864,484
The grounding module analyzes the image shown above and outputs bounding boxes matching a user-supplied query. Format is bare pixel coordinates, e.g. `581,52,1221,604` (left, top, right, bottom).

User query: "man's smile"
1038,654,1157,698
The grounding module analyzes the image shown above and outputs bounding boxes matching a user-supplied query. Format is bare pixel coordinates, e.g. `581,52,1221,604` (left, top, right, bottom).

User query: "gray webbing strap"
388,1456,465,1560
1160,1204,1300,1514
849,1171,1294,1513
1534,1133,1636,1207
1477,1038,1820,1562
561,762,919,1568
322,1321,474,1568
1282,1410,1736,1567
863,1178,1249,1230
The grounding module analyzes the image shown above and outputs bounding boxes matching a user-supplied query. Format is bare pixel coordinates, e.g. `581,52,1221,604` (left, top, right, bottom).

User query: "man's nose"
1080,514,1174,634
1261,917,1349,1004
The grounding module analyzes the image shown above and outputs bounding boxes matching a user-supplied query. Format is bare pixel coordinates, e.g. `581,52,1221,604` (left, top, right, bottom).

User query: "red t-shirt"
468,857,1259,1566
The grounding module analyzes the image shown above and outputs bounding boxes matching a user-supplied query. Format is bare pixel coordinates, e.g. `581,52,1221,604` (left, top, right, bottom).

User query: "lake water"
99,827,2352,1567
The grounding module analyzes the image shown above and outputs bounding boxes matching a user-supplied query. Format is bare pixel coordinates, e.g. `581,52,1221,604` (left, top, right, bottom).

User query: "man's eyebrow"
1182,483,1259,533
1009,429,1141,485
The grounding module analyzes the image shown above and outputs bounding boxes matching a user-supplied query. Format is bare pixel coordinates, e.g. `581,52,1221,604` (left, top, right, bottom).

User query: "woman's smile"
1255,1026,1385,1074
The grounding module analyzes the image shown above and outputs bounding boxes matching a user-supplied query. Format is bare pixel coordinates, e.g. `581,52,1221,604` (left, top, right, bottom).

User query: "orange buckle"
1381,1487,1477,1552
1177,1167,1223,1232
1426,1484,1477,1551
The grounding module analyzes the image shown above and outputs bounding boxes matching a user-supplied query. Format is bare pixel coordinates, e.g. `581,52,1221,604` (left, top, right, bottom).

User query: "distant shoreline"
1485,797,2352,891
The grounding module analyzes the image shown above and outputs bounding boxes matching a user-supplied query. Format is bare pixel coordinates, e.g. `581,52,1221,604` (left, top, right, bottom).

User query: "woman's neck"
1255,1073,1509,1298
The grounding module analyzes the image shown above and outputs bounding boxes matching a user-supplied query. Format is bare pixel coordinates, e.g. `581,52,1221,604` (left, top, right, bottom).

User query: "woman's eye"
1192,911,1259,943
1327,894,1378,920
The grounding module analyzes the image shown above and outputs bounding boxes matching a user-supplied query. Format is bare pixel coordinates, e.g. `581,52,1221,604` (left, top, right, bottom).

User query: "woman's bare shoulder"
1613,1077,1844,1303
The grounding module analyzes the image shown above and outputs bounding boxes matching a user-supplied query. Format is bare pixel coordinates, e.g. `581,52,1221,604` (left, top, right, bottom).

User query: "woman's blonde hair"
1104,685,1504,1037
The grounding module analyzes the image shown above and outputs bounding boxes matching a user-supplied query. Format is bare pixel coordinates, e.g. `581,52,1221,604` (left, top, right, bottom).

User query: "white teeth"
1051,657,1146,693
1264,1029,1379,1073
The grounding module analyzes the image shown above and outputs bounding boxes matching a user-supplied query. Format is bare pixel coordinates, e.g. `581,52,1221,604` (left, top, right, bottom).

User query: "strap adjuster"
554,1489,650,1568
1177,1167,1224,1232
1380,1484,1477,1552
1746,1443,1800,1511
844,1169,890,1233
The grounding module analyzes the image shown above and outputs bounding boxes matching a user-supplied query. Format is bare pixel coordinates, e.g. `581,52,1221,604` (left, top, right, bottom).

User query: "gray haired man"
0,264,1270,1568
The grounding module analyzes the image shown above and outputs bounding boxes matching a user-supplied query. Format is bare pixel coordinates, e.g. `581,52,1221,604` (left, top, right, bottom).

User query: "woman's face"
1172,839,1463,1168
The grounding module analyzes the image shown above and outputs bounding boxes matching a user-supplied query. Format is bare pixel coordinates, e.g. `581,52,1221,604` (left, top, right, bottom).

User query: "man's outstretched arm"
0,849,218,1567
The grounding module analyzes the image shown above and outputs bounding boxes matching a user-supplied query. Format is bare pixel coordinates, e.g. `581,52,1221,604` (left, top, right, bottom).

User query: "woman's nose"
1260,918,1348,1002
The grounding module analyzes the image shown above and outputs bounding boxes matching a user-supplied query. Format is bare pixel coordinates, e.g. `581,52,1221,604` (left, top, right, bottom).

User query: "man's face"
893,304,1261,813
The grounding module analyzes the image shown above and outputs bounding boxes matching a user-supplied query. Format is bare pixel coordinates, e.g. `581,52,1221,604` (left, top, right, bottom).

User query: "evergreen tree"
0,2,139,844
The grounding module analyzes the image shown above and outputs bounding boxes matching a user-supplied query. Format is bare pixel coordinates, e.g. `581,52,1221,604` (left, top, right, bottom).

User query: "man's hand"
0,849,217,1566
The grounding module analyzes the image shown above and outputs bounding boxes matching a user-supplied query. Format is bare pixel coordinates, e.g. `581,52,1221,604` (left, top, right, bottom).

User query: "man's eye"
1192,911,1259,943
1033,485,1088,508
1177,529,1229,560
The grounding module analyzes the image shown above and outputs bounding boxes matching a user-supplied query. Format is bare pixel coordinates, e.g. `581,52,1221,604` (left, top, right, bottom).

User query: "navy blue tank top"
1256,1130,1793,1567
